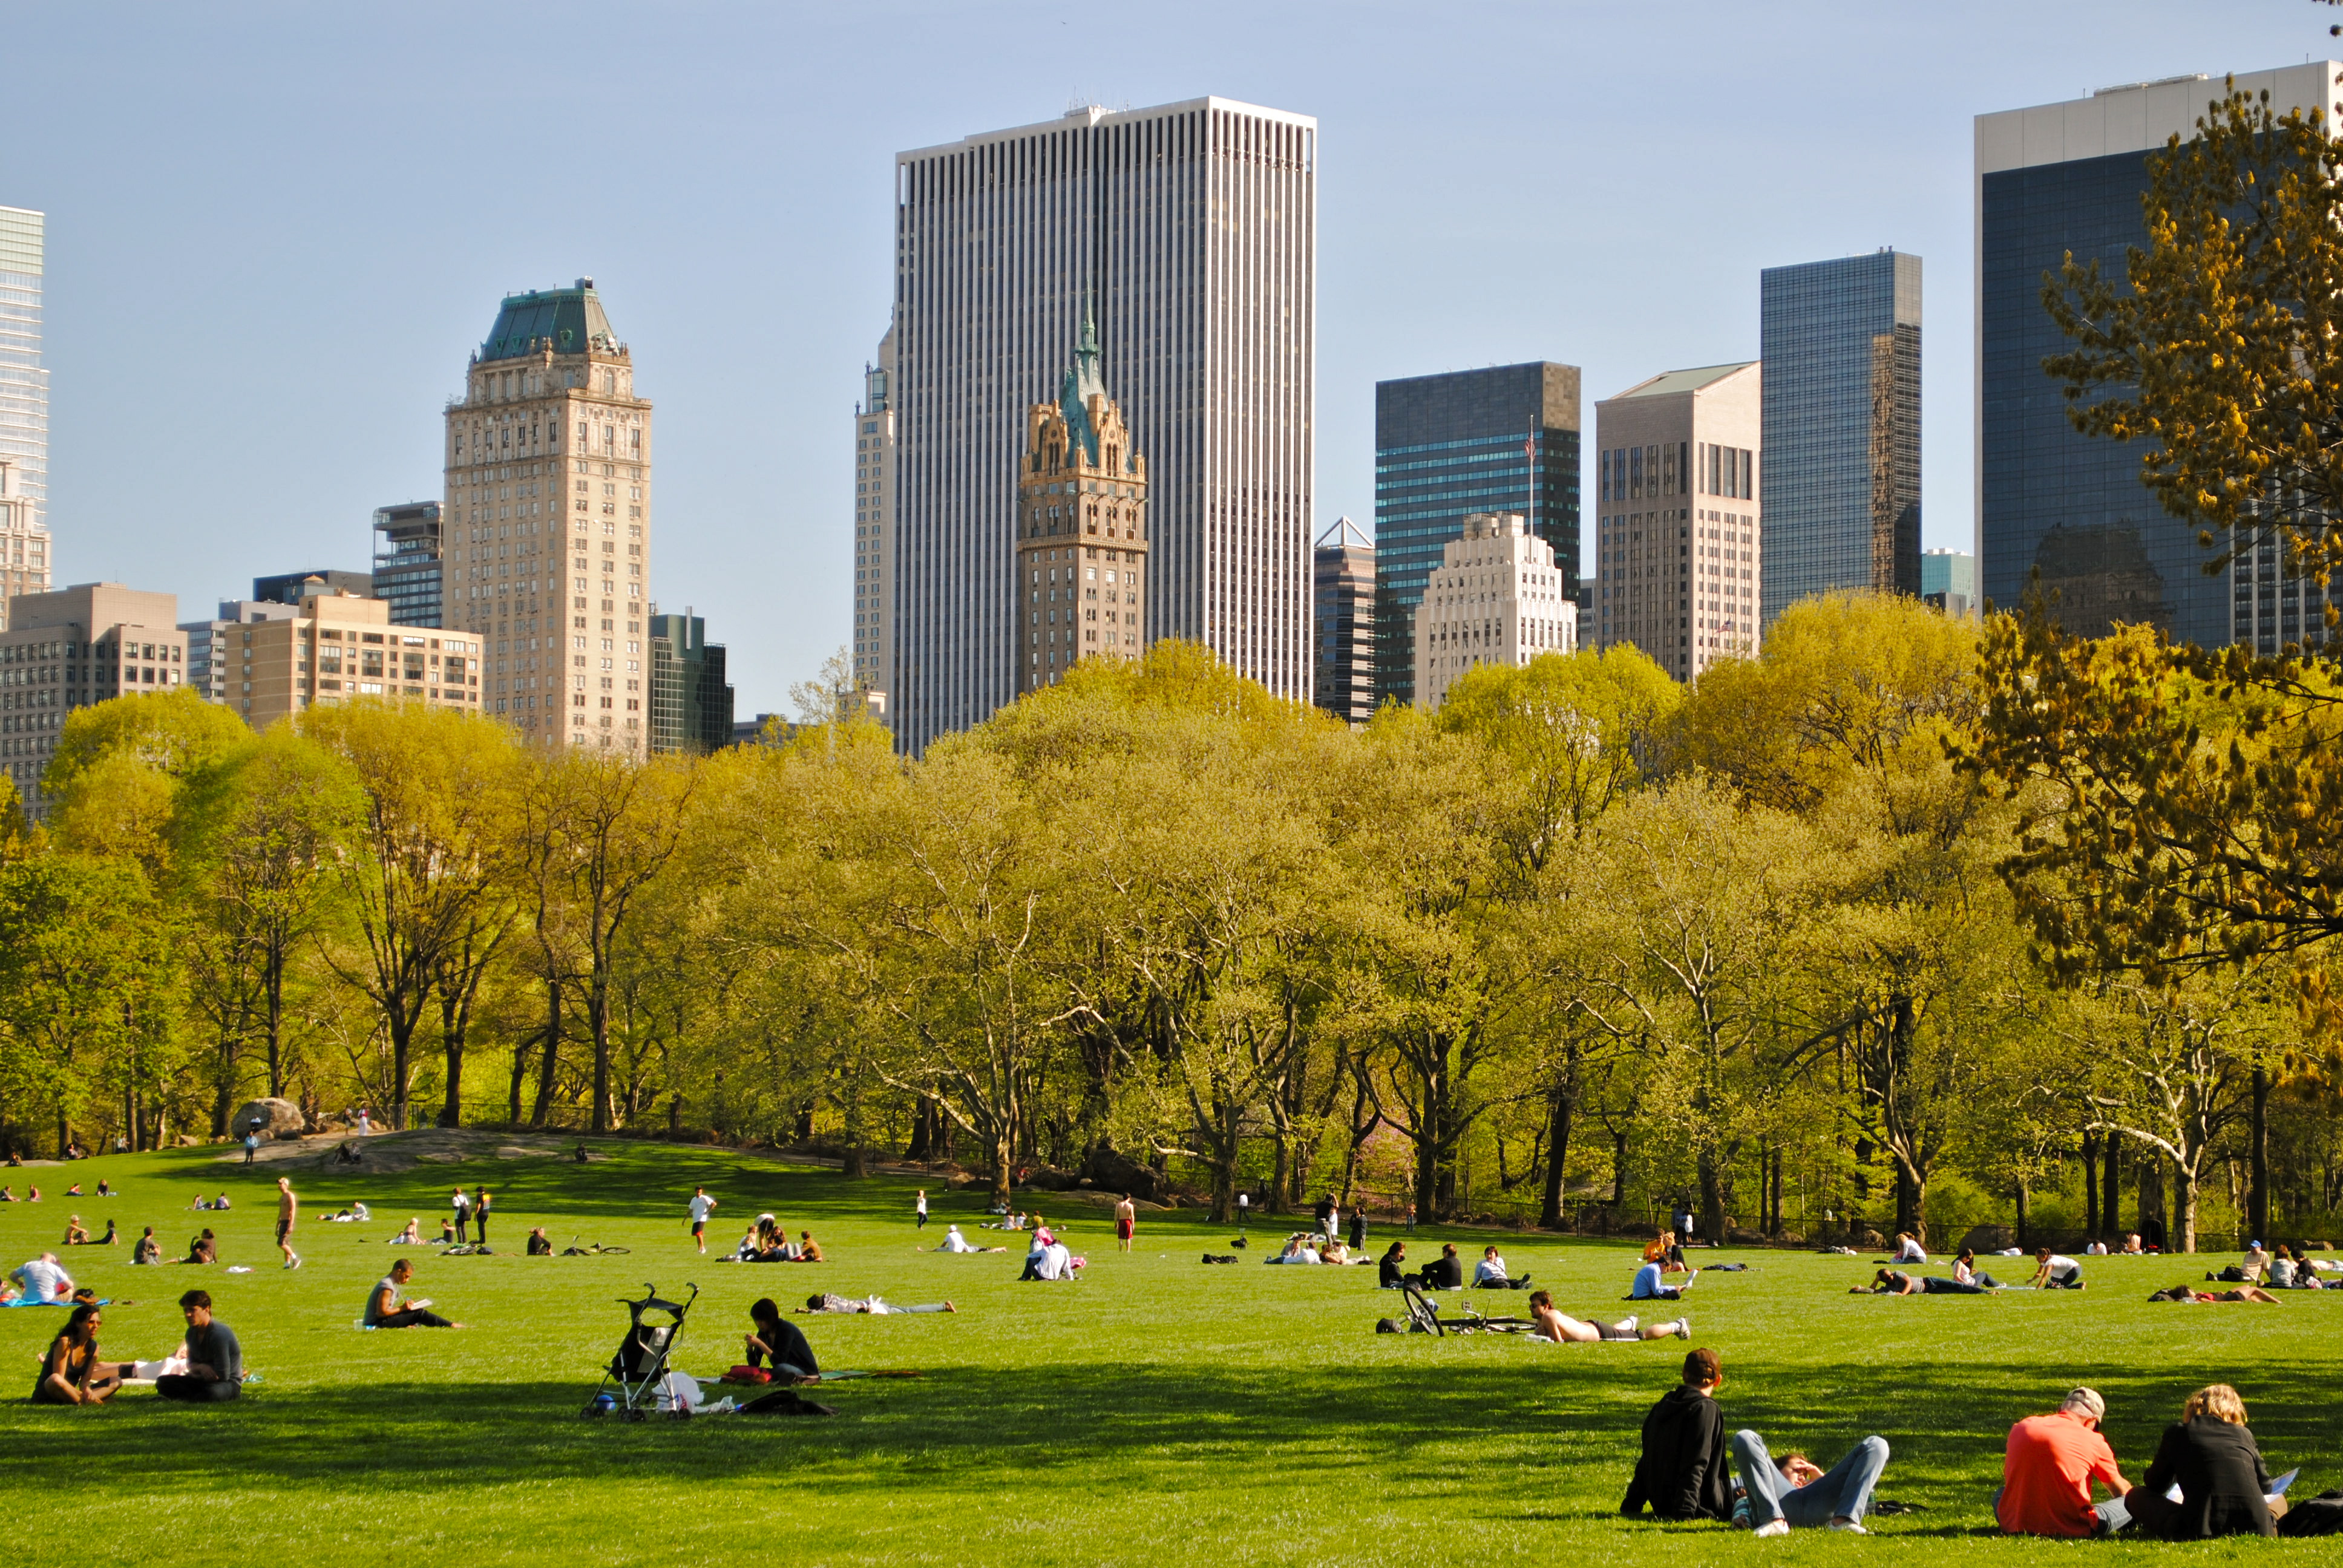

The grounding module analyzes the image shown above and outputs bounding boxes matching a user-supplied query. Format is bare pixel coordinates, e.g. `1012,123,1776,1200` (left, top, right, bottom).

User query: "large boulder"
1078,1143,1164,1204
1957,1224,2016,1255
230,1098,305,1139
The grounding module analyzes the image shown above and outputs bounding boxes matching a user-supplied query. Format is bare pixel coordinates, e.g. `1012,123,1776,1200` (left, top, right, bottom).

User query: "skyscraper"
647,610,735,756
1014,312,1149,694
442,278,653,753
2,584,186,816
0,206,50,630
1412,512,1576,711
1978,64,2342,650
1921,548,1979,619
1760,250,1920,626
891,99,1316,751
1312,517,1374,725
1372,364,1581,709
373,501,445,628
1594,363,1762,682
851,330,897,703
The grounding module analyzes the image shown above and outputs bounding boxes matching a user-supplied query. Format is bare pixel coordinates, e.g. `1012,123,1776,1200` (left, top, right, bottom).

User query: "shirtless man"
1526,1289,1689,1342
275,1176,302,1270
1114,1194,1136,1253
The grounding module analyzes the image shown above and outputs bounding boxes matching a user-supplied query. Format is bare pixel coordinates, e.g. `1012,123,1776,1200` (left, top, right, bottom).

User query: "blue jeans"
1734,1431,1890,1527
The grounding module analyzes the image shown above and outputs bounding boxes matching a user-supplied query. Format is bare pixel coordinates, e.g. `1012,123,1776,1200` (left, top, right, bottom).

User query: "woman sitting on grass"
172,1229,217,1266
526,1227,552,1256
31,1303,122,1406
1953,1249,2003,1289
744,1297,819,1376
1264,1234,1322,1264
387,1218,424,1245
1378,1242,1407,1289
2123,1384,2283,1539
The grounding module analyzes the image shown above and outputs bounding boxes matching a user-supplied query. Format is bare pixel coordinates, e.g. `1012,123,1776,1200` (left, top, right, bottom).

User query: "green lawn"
3,1138,2337,1565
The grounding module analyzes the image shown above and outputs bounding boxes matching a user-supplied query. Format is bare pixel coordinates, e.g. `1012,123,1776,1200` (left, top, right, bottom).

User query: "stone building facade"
1411,512,1576,712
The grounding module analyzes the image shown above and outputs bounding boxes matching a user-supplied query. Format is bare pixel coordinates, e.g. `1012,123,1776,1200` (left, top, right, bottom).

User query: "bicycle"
561,1237,632,1256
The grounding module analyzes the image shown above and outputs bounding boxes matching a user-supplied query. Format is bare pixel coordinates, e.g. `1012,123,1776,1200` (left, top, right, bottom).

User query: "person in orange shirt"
1996,1387,2132,1537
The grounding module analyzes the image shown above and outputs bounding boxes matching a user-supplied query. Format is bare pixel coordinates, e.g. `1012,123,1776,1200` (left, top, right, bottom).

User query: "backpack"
2280,1490,2343,1537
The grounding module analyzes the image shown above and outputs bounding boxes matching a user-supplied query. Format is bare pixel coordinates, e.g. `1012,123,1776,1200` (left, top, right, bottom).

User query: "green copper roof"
1058,298,1109,464
479,278,617,362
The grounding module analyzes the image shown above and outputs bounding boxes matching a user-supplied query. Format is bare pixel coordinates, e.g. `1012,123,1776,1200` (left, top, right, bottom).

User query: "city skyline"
0,5,2326,711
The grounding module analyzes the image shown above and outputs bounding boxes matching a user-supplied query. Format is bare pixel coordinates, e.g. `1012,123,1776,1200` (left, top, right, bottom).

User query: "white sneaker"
1673,1316,1691,1339
1754,1520,1790,1538
1826,1518,1869,1534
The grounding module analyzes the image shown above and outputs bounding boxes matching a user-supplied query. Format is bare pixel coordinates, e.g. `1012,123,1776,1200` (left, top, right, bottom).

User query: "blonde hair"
2181,1385,2247,1425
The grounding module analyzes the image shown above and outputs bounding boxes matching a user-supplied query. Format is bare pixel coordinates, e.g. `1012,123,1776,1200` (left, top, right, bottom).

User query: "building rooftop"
1610,362,1756,401
479,279,619,362
1316,515,1371,551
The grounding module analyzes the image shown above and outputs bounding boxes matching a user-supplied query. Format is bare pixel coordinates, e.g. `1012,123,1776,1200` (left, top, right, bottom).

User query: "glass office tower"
1976,65,2340,648
1760,250,1920,627
1373,363,1580,708
0,206,49,630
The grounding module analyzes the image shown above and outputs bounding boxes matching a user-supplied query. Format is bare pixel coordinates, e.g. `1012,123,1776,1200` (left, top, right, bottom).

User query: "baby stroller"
584,1282,699,1419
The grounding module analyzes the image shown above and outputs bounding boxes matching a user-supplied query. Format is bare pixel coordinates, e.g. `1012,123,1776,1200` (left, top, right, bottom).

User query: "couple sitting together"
1019,1221,1080,1280
33,1290,245,1405
1997,1383,2308,1540
732,1216,824,1263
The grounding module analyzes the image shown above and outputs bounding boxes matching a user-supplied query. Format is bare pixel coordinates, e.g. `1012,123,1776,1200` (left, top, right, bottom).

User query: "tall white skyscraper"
890,98,1317,751
0,206,50,630
851,328,896,703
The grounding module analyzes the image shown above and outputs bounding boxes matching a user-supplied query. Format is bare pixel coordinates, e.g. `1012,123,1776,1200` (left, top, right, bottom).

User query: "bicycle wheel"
1401,1283,1444,1336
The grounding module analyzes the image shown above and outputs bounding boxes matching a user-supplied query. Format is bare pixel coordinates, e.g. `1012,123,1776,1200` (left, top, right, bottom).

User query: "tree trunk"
1538,1071,1575,1232
1611,1128,1630,1208
2082,1129,2100,1240
2104,1135,2122,1237
211,1032,237,1138
2014,1175,2030,1250
264,943,288,1098
2138,1153,2166,1247
1697,1145,1725,1245
589,976,614,1133
436,984,467,1129
507,1029,533,1126
2249,1066,2270,1246
2174,1159,2198,1255
1768,1145,1784,1237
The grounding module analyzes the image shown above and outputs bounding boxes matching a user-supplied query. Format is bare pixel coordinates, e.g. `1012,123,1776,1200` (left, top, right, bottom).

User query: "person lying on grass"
798,1293,955,1315
1730,1427,1892,1536
1527,1289,1688,1342
1265,1235,1322,1264
1995,1385,2131,1538
2026,1249,2085,1290
2147,1284,2282,1304
2124,1383,2285,1540
156,1289,243,1403
1473,1246,1529,1289
364,1258,461,1328
1620,1347,1732,1521
745,1297,819,1376
928,1224,1005,1254
1857,1267,1993,1296
31,1302,122,1406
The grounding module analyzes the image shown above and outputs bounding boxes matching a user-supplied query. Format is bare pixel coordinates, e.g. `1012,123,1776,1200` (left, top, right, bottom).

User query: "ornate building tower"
442,278,652,754
1016,313,1149,693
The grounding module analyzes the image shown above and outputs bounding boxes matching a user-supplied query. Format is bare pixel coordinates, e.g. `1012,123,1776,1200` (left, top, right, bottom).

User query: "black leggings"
155,1376,240,1402
372,1308,454,1329
474,1212,488,1244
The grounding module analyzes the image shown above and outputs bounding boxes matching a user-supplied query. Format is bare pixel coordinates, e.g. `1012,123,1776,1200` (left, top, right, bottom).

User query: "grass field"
4,1137,2338,1566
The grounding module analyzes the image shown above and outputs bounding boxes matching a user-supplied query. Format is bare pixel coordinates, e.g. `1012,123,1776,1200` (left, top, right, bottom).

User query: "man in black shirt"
1413,1243,1464,1290
156,1289,242,1402
1622,1347,1732,1522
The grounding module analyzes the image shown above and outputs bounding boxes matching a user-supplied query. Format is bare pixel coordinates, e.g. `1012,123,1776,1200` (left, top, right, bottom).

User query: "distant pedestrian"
241,1129,258,1165
1237,1192,1250,1234
1405,1202,1417,1233
916,1189,928,1230
275,1175,301,1270
451,1186,471,1244
356,1107,372,1136
1313,1193,1334,1237
473,1187,492,1247
689,1186,718,1255
1349,1208,1366,1251
1115,1194,1136,1252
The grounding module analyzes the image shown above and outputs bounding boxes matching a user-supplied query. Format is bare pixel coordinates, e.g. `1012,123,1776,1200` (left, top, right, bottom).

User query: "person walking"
1237,1192,1249,1235
916,1189,928,1231
450,1186,472,1245
355,1106,372,1136
275,1175,301,1270
241,1127,259,1165
472,1187,492,1247
1114,1194,1136,1253
1348,1207,1367,1252
688,1186,718,1255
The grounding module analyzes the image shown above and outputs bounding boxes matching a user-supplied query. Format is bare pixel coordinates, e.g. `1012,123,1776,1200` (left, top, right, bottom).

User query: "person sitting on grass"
174,1229,217,1266
364,1258,461,1329
1995,1386,2131,1537
1020,1233,1079,1280
155,1289,242,1403
1378,1242,1408,1289
799,1293,956,1315
388,1218,424,1246
1320,1238,1352,1265
1265,1235,1322,1265
795,1231,825,1263
25,1186,40,1203
1632,1254,1695,1301
2123,1384,2284,1540
2026,1248,2085,1290
214,1193,231,1210
31,1302,121,1406
435,1218,456,1246
1730,1427,1892,1536
1473,1245,1530,1289
1528,1289,1688,1343
2086,1238,2109,1255
526,1227,552,1256
9,1252,73,1303
1411,1243,1464,1290
1953,1249,2004,1289
929,1224,1003,1254
1620,1348,1732,1521
2122,1232,2145,1254
744,1297,819,1377
62,1215,90,1246
131,1227,161,1266
1858,1267,1993,1296
1889,1232,1928,1264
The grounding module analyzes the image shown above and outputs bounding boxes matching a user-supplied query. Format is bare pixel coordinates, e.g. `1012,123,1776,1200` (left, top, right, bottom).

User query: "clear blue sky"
2,2,2325,713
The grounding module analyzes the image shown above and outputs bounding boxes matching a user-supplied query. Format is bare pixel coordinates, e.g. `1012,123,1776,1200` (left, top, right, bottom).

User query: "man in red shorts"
1114,1194,1136,1253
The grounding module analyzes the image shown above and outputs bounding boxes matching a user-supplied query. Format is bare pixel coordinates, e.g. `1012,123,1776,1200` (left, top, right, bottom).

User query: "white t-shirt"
941,1228,975,1253
2043,1255,2081,1282
688,1194,715,1223
916,1194,927,1215
452,1192,471,1215
1893,1238,1927,1263
15,1258,70,1301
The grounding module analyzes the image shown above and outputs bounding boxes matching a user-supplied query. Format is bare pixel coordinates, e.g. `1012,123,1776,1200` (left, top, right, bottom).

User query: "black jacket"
1377,1255,1404,1289
1621,1385,1731,1521
2138,1417,2275,1540
1420,1254,1462,1290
